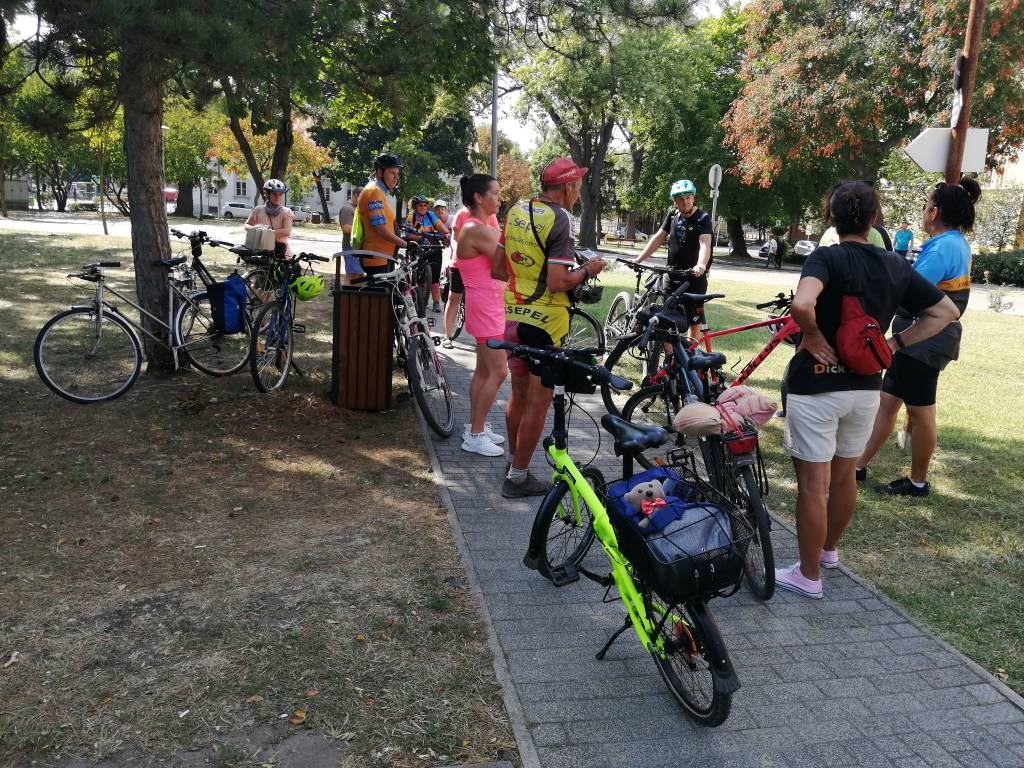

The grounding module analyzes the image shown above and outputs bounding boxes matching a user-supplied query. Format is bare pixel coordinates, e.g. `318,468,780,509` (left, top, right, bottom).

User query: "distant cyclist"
634,178,713,339
245,178,294,257
407,194,450,311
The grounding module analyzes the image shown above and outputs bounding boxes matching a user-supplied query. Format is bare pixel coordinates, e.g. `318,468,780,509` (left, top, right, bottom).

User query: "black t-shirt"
660,207,713,270
787,242,945,395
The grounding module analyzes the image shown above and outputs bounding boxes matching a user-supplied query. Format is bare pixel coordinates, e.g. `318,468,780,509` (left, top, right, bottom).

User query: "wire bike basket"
605,466,753,603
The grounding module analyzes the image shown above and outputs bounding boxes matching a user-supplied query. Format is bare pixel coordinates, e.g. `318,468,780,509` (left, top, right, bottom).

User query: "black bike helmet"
373,152,404,170
411,194,428,204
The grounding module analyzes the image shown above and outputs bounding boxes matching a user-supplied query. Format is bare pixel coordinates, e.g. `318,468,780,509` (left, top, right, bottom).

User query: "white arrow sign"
905,127,988,173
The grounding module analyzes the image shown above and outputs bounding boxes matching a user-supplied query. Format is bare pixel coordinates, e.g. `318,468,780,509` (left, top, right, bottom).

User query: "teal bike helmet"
289,274,325,301
670,179,697,199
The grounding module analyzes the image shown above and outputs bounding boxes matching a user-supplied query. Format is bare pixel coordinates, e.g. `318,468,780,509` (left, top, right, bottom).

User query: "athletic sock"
508,466,527,482
910,479,927,488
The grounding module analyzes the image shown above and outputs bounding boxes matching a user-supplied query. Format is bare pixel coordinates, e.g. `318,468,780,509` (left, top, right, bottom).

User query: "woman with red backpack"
776,181,959,599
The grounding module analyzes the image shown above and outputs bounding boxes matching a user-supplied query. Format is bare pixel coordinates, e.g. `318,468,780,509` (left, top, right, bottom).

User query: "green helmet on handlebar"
289,274,324,301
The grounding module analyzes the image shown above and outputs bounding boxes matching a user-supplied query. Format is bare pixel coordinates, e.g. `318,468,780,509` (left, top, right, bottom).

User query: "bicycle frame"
690,310,801,388
74,271,202,369
544,384,686,658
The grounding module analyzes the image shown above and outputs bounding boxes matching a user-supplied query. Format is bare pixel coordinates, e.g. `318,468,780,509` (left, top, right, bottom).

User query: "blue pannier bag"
207,274,247,335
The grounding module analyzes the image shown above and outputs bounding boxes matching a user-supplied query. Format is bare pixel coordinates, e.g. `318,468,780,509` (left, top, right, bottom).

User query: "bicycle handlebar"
755,291,793,311
485,340,633,392
297,252,330,263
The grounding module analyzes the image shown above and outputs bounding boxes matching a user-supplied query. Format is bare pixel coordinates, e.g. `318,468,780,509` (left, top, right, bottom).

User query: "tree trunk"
269,89,293,183
51,168,69,212
313,173,330,221
625,145,644,240
727,217,747,258
0,164,7,217
121,54,175,372
98,146,108,235
173,179,194,218
34,164,44,210
573,119,615,250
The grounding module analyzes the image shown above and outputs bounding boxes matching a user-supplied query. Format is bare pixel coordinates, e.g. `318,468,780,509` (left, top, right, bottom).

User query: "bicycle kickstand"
595,615,632,661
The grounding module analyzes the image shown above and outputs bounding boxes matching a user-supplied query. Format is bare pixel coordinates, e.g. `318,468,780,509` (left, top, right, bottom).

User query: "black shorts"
448,266,464,294
667,274,708,326
881,352,940,407
426,252,443,285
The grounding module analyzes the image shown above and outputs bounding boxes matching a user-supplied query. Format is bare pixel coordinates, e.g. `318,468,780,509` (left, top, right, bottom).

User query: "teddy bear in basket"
624,478,670,529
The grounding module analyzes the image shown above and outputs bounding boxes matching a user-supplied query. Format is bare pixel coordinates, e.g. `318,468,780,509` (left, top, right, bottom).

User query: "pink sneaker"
820,549,840,569
775,563,823,599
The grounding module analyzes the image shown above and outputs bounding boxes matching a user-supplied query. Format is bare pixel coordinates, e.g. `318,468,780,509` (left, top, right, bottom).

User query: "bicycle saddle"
636,305,690,330
601,414,668,455
687,350,727,371
681,292,725,304
158,256,187,268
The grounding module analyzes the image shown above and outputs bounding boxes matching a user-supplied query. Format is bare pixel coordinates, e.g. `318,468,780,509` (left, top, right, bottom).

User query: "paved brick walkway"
425,336,1024,768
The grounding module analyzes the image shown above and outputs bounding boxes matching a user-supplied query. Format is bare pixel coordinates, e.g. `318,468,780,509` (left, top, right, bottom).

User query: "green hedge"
971,250,1024,287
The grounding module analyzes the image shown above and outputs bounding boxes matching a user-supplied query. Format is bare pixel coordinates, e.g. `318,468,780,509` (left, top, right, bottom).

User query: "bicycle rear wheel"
565,307,605,351
406,333,455,437
735,465,775,600
600,332,663,415
250,300,293,392
34,307,141,403
647,595,732,726
175,292,251,377
524,466,603,579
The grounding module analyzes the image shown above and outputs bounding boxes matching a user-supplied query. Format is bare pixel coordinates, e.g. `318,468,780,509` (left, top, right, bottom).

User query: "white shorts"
784,391,881,463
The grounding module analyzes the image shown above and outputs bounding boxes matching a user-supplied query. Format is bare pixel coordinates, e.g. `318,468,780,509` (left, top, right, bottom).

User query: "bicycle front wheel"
621,384,688,469
452,295,466,339
603,291,632,347
175,292,251,377
525,466,603,579
241,267,274,314
406,334,455,437
565,307,605,351
34,308,142,403
647,595,732,726
250,300,293,392
736,464,775,600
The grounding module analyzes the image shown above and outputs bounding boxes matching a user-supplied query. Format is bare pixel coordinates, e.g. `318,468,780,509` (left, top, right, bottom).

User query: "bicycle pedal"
550,563,580,587
292,324,306,334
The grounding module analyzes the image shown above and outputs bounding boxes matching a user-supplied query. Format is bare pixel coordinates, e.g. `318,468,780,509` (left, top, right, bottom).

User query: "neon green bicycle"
488,340,752,727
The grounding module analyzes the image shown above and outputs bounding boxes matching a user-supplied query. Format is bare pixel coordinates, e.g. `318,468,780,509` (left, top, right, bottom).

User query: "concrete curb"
411,404,541,768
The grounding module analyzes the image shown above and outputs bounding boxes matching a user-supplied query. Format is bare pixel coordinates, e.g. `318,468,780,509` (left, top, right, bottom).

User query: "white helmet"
433,199,448,209
263,178,287,193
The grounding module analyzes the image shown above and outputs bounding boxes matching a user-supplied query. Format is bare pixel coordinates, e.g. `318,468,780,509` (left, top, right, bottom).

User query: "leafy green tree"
163,98,226,218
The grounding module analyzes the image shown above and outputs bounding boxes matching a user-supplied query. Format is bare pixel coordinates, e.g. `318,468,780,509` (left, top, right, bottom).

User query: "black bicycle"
617,283,776,600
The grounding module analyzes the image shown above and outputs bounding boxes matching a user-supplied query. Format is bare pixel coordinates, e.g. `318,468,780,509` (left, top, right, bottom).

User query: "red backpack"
835,248,892,375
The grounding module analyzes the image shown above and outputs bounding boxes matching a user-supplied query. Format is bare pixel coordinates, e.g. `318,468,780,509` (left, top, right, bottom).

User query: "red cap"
541,157,588,185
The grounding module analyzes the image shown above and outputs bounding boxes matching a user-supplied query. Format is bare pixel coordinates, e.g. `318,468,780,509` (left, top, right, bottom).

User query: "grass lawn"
0,231,516,766
589,269,1024,694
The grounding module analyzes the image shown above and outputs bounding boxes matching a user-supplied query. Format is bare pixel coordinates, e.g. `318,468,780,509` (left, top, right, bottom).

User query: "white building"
192,165,357,222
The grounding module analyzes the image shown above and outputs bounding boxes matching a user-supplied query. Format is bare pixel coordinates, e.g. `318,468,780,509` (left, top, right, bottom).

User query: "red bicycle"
601,291,799,416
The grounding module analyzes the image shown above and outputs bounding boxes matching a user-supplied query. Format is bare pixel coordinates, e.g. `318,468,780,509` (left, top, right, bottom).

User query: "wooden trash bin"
331,286,393,410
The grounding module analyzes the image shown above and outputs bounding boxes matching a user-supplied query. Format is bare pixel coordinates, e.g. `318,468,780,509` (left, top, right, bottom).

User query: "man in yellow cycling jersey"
494,156,607,498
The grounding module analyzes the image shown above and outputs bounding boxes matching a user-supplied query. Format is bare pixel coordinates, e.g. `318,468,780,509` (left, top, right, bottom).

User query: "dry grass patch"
0,230,516,767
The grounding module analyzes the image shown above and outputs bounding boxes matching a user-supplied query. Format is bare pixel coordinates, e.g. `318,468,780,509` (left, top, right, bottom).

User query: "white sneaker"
461,431,505,457
464,422,505,445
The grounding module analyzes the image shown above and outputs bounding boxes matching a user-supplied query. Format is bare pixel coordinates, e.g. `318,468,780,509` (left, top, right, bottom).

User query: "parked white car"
793,239,818,257
289,205,312,224
221,201,254,219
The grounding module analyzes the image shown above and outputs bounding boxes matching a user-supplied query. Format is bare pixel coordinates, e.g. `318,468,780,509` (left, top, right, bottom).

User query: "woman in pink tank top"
455,174,508,457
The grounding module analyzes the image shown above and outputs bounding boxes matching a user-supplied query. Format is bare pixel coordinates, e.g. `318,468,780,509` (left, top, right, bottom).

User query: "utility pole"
490,68,499,177
945,0,987,184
